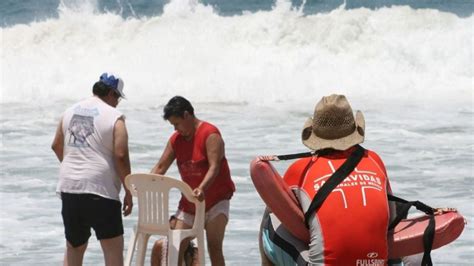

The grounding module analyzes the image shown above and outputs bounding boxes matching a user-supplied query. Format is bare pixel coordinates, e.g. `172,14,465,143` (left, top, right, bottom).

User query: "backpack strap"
388,194,435,266
303,145,366,227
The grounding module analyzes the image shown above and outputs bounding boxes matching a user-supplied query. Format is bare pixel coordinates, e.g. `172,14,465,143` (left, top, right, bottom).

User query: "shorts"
173,200,230,227
61,192,124,247
261,211,309,266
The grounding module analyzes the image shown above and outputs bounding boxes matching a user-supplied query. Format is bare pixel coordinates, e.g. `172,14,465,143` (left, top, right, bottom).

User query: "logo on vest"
313,161,383,192
367,252,378,258
179,160,203,177
308,161,386,208
355,252,384,266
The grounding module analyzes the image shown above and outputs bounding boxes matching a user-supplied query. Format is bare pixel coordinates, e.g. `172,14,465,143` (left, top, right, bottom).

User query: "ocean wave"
1,0,472,107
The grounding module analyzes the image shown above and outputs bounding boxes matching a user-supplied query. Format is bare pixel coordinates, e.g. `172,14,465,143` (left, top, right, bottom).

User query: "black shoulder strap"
275,149,333,161
388,194,435,266
276,151,314,161
303,145,365,227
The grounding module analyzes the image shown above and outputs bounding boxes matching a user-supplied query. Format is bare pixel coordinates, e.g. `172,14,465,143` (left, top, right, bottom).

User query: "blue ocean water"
1,0,473,265
1,0,473,26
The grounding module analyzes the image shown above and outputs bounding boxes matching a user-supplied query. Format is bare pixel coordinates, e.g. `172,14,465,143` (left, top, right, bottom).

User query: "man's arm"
194,133,225,201
51,119,64,162
151,141,175,175
114,117,133,216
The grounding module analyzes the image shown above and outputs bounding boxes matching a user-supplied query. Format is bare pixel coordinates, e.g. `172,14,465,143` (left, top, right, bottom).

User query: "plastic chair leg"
196,234,205,266
168,231,184,266
125,227,138,266
136,233,151,266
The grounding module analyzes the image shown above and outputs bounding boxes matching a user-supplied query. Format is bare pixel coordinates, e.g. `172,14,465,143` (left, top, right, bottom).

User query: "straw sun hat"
302,94,365,151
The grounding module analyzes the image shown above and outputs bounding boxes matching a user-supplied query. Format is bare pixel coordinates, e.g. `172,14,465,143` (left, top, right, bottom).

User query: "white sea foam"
1,0,472,108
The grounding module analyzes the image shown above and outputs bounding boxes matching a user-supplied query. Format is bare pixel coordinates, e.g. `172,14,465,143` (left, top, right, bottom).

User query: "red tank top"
284,148,390,266
170,122,235,213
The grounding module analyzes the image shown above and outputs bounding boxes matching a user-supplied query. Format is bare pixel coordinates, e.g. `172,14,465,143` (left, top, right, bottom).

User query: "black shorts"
61,193,124,247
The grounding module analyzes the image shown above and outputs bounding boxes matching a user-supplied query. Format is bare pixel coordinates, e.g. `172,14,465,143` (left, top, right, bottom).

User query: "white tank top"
56,97,124,201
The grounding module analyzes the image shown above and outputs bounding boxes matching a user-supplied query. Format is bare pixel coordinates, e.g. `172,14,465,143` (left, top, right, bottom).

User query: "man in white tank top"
51,73,133,266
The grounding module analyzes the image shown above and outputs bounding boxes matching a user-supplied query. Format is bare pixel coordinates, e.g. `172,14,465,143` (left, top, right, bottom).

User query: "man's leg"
100,235,124,266
151,238,166,266
61,193,90,266
187,243,200,266
87,194,124,266
205,214,228,266
65,241,88,266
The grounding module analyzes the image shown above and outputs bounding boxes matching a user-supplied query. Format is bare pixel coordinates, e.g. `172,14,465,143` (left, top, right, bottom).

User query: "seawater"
1,0,473,265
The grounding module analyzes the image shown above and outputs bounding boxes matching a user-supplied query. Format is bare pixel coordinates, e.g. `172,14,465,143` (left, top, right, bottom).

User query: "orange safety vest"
283,147,391,266
170,121,235,214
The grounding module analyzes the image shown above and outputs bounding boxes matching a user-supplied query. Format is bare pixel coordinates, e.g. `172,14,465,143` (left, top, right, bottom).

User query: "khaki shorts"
173,200,230,227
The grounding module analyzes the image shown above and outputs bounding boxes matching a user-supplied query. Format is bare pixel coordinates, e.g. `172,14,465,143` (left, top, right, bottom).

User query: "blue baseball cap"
99,73,126,98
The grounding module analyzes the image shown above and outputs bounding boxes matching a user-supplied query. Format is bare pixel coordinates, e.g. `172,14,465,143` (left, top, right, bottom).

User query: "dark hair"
92,81,113,97
163,96,194,120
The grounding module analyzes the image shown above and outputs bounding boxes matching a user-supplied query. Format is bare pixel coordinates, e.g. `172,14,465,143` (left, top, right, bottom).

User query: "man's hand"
434,207,457,215
123,191,133,216
193,187,205,202
257,155,278,161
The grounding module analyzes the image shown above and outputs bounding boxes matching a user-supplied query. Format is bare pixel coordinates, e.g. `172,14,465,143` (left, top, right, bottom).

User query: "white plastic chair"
124,173,206,266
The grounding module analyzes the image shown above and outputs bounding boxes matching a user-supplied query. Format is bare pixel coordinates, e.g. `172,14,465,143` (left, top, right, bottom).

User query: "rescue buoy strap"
276,151,314,161
387,194,435,230
387,194,435,266
275,148,334,161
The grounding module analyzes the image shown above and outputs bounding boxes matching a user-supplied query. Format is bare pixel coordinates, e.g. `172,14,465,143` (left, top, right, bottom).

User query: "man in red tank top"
150,96,235,266
260,94,395,266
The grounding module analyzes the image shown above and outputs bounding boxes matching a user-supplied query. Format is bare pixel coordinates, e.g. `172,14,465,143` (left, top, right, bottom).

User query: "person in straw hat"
259,94,397,266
